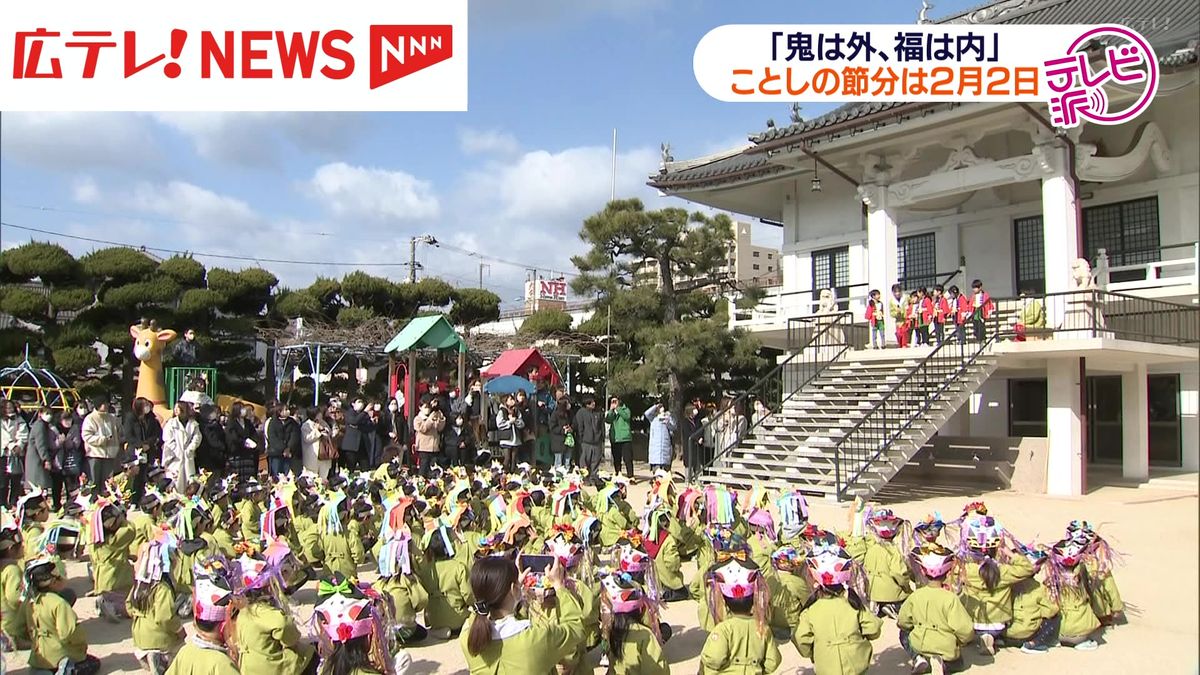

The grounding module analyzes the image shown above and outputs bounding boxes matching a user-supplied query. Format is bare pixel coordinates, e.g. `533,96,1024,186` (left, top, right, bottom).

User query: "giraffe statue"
130,320,178,423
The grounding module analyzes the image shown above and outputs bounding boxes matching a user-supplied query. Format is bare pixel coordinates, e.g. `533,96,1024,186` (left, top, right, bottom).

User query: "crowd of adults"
0,363,760,511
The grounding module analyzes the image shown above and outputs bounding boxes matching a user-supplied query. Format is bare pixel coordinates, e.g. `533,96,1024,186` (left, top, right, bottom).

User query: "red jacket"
917,297,934,326
955,295,972,324
934,297,952,323
864,301,883,325
972,291,994,319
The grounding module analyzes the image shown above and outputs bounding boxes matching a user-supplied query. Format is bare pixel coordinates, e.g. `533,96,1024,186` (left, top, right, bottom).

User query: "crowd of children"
865,280,995,349
0,461,1125,675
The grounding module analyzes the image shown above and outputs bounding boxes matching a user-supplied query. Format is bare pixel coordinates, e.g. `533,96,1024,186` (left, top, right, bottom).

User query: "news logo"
370,25,452,89
0,0,468,111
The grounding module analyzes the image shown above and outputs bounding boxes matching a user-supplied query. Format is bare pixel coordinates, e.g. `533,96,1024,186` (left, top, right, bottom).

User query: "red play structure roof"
480,348,560,385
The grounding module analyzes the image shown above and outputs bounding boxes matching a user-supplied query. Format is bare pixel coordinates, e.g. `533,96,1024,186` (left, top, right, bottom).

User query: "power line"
0,220,413,268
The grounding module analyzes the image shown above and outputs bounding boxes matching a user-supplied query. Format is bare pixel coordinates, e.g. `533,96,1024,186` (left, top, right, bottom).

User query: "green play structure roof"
383,315,467,354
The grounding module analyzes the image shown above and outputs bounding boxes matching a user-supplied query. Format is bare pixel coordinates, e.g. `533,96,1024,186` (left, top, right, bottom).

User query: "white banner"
0,0,468,111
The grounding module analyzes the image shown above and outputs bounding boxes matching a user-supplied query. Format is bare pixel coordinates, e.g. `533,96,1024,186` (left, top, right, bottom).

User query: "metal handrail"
686,311,863,481
833,325,1001,498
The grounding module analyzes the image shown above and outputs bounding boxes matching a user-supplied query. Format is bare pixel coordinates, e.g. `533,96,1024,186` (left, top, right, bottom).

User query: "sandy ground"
4,469,1197,675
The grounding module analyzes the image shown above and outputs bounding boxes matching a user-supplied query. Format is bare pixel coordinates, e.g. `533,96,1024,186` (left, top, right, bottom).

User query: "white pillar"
1121,363,1149,480
1038,142,1081,326
1047,359,1084,496
1182,366,1199,471
861,184,898,340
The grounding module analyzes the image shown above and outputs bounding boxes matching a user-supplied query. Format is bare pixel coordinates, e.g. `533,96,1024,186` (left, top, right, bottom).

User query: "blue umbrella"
484,375,536,395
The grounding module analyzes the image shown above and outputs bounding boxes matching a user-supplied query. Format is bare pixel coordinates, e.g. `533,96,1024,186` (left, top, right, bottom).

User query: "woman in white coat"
161,402,201,485
301,406,333,478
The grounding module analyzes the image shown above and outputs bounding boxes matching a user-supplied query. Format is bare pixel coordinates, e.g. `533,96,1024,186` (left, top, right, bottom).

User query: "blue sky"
0,0,981,305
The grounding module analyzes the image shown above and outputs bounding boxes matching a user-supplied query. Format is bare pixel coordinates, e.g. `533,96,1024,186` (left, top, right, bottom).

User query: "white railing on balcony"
1097,243,1198,295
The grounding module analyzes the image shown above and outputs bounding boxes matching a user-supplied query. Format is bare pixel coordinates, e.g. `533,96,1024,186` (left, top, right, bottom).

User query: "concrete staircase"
700,345,999,500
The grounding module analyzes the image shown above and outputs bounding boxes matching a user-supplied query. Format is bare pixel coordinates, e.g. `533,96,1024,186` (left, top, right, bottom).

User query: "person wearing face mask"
265,403,301,478
413,401,446,478
382,397,408,464
224,401,260,480
496,396,524,472
195,404,227,474
55,409,85,509
81,397,122,487
442,412,475,470
0,401,28,508
162,402,202,485
339,397,373,472
123,397,162,502
26,407,59,493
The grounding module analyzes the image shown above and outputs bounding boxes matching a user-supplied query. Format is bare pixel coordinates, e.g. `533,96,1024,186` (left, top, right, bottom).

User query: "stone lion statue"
1070,258,1096,290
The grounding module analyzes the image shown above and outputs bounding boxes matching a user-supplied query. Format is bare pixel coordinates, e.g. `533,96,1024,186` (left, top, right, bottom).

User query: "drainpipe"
1020,102,1088,493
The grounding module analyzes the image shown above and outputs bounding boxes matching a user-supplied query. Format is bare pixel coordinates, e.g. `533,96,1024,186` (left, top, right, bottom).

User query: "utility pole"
610,128,617,203
478,263,490,288
408,234,438,284
409,238,418,283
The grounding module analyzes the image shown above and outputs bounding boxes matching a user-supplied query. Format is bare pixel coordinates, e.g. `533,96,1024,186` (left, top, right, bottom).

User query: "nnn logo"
369,25,453,89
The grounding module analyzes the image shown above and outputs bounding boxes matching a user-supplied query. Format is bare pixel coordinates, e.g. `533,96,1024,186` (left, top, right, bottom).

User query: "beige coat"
413,411,445,453
162,416,201,484
81,410,122,459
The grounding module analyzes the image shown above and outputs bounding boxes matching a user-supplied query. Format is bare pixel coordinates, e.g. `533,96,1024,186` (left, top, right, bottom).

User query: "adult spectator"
124,396,161,503
549,396,574,469
495,395,524,472
82,397,122,487
264,403,301,477
162,402,201,485
413,400,446,477
0,401,27,507
381,397,407,460
25,406,57,491
467,380,485,452
301,406,334,479
340,397,374,471
644,400,676,474
574,397,605,477
171,327,204,366
55,410,85,509
195,404,226,474
224,401,260,480
683,404,707,470
442,409,475,469
124,397,163,467
366,401,385,467
605,396,634,481
514,389,535,466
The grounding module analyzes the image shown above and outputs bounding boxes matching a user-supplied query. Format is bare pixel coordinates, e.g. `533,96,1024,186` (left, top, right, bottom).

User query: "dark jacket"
197,418,227,473
56,419,86,476
172,338,201,365
381,409,406,447
442,421,476,455
224,417,260,478
265,416,301,458
573,407,604,447
549,405,574,455
340,408,374,454
124,412,163,461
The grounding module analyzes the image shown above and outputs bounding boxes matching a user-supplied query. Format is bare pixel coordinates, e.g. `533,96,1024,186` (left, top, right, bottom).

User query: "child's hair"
530,491,546,508
890,283,902,293
948,285,960,295
128,577,168,614
972,278,983,288
935,285,944,294
800,584,867,613
606,608,645,664
426,530,452,560
319,635,375,675
869,289,880,298
976,548,1001,591
466,557,519,656
724,595,754,615
195,617,222,633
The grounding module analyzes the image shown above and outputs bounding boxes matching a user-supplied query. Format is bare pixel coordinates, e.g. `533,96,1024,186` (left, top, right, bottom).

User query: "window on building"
1014,196,1161,293
767,266,774,271
753,251,760,258
897,232,937,289
1083,196,1160,283
1013,215,1045,295
767,253,773,260
811,246,850,310
1008,378,1048,437
753,264,760,270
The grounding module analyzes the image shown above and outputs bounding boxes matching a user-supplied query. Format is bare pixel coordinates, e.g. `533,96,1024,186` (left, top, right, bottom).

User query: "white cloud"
72,177,100,204
306,162,440,222
0,112,162,172
152,112,368,168
462,145,658,222
458,128,520,156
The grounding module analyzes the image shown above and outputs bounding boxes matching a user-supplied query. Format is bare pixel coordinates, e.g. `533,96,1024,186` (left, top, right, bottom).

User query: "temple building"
651,0,1200,498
